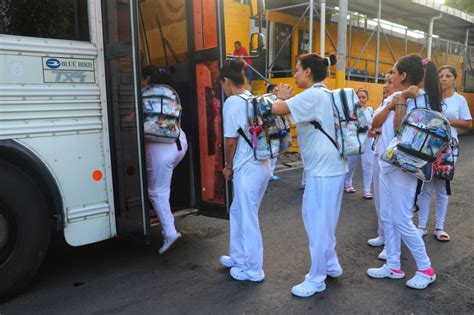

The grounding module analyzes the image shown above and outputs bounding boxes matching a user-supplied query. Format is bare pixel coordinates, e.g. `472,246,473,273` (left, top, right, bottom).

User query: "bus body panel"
0,0,117,246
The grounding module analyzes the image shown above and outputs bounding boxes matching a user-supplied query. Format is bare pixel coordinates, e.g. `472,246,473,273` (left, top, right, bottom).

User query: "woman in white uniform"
367,71,398,261
368,55,440,290
219,59,271,282
142,65,188,255
344,88,375,199
417,65,472,241
272,53,347,297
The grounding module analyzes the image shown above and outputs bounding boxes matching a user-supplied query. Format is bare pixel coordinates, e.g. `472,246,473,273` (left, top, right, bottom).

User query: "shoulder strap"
310,120,339,150
237,128,252,147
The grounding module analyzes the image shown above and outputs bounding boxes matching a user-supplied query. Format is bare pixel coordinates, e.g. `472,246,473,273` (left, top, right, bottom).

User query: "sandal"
363,192,373,200
345,186,356,193
406,271,436,290
434,229,450,242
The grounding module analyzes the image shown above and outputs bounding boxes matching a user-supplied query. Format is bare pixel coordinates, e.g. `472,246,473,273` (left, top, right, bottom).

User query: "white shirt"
373,99,389,157
442,92,472,139
363,106,375,146
286,83,347,177
378,90,429,172
223,91,268,172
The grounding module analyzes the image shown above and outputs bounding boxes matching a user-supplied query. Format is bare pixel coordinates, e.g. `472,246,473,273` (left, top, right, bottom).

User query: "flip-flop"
434,230,450,242
345,186,356,193
363,192,373,199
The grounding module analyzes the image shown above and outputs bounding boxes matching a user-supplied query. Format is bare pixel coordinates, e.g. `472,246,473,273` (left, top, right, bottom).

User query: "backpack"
381,102,453,181
311,87,369,157
142,84,182,144
236,93,292,160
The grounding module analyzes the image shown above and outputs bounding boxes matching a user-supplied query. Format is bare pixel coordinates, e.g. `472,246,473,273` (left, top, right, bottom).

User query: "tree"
445,0,474,13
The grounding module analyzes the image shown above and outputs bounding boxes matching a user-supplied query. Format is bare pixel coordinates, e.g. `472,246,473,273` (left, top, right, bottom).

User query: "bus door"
189,0,229,219
102,0,150,239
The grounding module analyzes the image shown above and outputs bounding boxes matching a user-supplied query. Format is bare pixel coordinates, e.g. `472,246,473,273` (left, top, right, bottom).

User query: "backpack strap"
237,127,253,147
310,120,339,151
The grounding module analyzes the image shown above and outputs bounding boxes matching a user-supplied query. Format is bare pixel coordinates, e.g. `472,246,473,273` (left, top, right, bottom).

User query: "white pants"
270,157,277,177
417,179,449,230
372,155,384,239
229,161,271,275
345,141,374,193
146,133,188,239
303,174,344,285
379,166,431,270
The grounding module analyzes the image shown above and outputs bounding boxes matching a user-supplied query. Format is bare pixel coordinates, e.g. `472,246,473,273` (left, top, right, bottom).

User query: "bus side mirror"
250,33,264,56
251,0,265,18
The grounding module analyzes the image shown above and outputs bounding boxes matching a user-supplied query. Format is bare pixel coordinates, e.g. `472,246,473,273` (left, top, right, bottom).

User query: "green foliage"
445,0,474,13
1,0,76,39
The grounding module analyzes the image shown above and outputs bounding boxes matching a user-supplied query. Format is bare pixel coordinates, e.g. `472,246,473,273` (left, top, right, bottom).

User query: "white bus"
0,0,263,299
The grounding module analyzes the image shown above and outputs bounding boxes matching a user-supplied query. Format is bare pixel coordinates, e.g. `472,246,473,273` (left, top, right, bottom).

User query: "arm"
394,86,419,131
271,83,294,115
449,119,472,129
223,137,238,181
372,105,393,129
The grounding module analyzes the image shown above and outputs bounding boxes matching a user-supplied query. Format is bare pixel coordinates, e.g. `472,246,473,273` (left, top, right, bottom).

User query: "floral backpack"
142,84,182,143
236,93,292,160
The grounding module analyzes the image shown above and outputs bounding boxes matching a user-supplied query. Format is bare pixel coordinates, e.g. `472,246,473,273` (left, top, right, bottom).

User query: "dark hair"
357,87,369,98
438,65,457,79
234,41,241,46
297,53,337,82
141,65,174,85
219,58,246,86
395,54,442,112
266,83,277,93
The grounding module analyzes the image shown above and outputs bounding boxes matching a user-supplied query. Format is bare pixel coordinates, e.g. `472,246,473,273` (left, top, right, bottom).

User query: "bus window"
195,61,225,204
138,0,189,67
0,0,90,41
192,0,218,51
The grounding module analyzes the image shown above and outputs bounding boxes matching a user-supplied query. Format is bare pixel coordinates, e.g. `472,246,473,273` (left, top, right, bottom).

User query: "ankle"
419,267,435,276
390,268,404,274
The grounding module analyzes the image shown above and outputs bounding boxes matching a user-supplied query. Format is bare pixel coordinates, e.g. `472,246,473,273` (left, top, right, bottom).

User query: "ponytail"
298,53,337,82
423,60,443,112
219,58,246,86
395,54,442,112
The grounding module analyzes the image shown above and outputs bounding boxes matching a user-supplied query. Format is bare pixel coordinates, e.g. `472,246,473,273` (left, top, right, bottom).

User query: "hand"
368,128,377,138
276,83,294,100
222,166,233,181
389,94,405,110
401,86,419,100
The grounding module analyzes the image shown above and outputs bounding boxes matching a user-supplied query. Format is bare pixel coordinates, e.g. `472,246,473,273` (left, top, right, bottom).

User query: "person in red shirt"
233,41,253,83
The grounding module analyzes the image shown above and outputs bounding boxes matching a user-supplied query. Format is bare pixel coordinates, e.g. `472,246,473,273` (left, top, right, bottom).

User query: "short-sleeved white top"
286,83,347,177
442,92,472,139
223,91,269,172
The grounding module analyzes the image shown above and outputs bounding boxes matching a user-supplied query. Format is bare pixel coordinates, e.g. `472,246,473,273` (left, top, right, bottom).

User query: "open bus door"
102,0,150,239
102,0,230,240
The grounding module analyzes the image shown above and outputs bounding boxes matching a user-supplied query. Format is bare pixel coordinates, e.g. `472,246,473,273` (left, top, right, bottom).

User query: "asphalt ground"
1,136,473,314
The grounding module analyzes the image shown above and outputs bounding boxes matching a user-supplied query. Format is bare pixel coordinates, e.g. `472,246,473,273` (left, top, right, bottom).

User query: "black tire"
0,160,51,301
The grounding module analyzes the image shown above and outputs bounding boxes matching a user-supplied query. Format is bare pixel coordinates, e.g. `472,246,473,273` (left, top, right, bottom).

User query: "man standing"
233,41,253,83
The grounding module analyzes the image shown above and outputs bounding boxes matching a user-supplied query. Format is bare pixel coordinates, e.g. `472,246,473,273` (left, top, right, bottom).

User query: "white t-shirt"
373,99,389,157
286,83,347,177
442,92,472,139
378,90,429,173
363,106,375,147
223,91,268,172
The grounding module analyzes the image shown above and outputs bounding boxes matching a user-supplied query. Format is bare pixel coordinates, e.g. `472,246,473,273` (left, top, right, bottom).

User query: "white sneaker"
378,248,387,261
368,236,385,247
159,233,182,255
219,255,236,268
406,271,436,289
291,280,326,297
367,264,405,279
327,269,343,278
229,267,265,282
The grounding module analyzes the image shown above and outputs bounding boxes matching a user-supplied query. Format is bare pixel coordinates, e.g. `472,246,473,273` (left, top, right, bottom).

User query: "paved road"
1,137,474,314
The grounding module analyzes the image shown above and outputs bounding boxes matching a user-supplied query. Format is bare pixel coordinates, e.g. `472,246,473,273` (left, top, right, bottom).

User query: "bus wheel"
0,161,51,301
